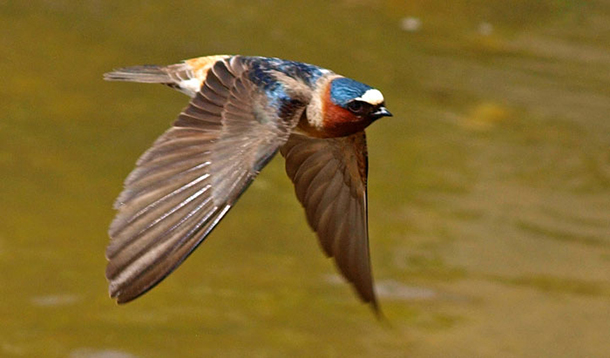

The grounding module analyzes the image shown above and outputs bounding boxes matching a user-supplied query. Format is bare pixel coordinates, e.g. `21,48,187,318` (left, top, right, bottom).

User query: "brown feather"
106,56,308,303
280,131,378,310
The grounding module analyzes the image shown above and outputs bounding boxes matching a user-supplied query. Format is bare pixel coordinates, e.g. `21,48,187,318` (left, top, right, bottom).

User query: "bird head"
317,77,392,136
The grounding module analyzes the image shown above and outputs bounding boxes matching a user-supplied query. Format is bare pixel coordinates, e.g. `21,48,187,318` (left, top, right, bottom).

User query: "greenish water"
1,1,609,357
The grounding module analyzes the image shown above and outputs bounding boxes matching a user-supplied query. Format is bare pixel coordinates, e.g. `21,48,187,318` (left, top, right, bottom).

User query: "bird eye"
347,101,365,114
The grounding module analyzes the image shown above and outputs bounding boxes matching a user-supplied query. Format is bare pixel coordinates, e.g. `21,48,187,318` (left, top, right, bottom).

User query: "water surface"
1,1,609,357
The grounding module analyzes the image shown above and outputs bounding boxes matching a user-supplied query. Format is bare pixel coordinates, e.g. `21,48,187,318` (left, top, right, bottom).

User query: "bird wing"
280,131,378,310
106,56,310,303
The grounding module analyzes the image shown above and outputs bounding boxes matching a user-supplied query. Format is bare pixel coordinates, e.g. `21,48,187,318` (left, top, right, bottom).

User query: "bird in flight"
104,55,392,312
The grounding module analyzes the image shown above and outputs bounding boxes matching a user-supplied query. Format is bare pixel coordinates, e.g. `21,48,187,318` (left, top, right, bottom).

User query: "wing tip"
108,285,137,305
106,272,153,305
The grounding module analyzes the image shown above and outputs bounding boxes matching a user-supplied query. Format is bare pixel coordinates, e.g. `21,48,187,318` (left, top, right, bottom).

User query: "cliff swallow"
104,55,392,312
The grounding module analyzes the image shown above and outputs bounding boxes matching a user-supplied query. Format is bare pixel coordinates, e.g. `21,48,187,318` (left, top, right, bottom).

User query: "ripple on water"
70,348,138,358
30,294,81,307
375,279,438,301
325,274,438,301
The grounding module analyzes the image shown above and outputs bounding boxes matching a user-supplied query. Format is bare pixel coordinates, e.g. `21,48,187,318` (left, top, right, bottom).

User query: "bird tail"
103,65,175,84
103,56,231,97
103,63,200,96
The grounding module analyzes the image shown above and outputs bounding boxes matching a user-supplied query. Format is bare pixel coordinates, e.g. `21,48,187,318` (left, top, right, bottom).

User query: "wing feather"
280,131,378,310
106,56,309,303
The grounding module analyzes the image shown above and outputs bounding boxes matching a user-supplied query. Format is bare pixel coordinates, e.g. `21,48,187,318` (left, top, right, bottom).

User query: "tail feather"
103,65,174,84
104,56,232,97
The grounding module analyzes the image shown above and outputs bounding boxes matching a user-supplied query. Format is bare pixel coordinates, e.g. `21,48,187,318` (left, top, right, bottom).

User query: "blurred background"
1,1,609,357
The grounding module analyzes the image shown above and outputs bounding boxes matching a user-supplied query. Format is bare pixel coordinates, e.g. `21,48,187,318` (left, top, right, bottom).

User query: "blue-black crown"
329,77,373,107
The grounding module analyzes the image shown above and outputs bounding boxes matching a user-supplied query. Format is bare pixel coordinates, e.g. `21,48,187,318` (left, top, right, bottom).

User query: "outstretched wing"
105,56,310,303
280,131,378,310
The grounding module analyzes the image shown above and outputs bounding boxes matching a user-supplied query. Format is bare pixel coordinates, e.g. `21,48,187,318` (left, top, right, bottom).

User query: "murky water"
1,1,609,357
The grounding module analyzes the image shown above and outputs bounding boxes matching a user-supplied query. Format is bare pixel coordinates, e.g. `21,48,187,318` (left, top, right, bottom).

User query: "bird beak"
371,106,392,119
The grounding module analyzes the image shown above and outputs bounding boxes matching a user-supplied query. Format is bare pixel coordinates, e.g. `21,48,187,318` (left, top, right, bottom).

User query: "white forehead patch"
356,89,384,106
